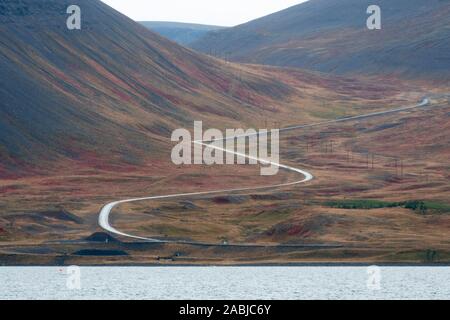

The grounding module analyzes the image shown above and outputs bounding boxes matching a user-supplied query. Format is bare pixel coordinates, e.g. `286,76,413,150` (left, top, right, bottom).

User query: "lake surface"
0,267,449,300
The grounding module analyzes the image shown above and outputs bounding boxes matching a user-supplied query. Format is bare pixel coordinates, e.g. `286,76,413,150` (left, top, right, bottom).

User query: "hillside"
0,0,299,176
1,0,448,265
0,0,405,178
192,0,450,80
140,21,225,46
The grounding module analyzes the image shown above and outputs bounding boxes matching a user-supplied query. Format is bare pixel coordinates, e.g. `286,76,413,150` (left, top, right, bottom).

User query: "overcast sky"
101,0,308,26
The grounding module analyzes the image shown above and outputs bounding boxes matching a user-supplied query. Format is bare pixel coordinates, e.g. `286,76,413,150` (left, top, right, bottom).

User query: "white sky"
101,0,308,27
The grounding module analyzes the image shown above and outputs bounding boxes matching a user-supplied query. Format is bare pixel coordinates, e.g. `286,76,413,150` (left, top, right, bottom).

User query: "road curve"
99,98,430,243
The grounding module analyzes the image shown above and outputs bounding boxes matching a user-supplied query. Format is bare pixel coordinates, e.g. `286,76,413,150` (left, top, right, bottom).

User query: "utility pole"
401,160,404,178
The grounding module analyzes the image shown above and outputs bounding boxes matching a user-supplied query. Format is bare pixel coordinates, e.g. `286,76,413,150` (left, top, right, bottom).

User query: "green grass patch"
310,106,351,120
230,208,296,229
411,201,450,213
324,199,450,215
324,199,400,210
388,250,450,263
241,209,294,223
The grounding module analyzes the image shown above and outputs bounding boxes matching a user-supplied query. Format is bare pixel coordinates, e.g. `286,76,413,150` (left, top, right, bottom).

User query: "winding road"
99,97,430,243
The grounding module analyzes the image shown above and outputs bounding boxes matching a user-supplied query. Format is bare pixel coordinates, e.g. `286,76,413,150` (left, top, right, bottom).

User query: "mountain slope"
192,0,450,80
0,0,407,178
140,21,225,46
0,0,291,175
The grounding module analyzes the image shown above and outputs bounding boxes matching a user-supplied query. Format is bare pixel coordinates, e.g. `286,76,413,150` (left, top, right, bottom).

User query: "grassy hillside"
2,0,447,265
0,0,406,178
192,0,450,80
140,21,225,46
0,0,302,175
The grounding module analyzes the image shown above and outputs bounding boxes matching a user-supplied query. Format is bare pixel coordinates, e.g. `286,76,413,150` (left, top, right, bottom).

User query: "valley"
0,0,449,266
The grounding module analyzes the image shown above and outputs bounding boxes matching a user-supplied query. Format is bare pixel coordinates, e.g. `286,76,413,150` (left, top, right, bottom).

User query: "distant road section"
99,98,431,243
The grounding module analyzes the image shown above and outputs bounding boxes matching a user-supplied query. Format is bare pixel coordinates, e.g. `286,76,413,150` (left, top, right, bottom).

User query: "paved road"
99,98,430,243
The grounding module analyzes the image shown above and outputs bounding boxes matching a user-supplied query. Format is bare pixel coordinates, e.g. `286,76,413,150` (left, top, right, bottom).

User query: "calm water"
0,267,449,300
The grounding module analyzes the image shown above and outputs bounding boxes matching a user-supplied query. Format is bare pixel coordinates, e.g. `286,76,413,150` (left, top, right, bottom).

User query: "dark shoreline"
3,263,450,267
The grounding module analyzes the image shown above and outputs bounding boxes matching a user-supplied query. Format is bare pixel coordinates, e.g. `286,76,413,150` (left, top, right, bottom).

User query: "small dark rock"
39,210,84,224
73,249,128,256
251,193,292,201
179,201,200,210
213,195,249,204
85,232,119,243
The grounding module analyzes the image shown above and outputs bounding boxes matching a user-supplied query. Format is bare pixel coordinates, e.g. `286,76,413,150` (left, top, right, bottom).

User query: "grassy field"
324,199,450,214
1,92,449,265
